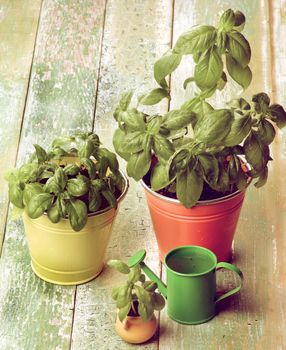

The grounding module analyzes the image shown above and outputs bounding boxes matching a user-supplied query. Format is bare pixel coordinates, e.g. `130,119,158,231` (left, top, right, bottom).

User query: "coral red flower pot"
141,180,246,262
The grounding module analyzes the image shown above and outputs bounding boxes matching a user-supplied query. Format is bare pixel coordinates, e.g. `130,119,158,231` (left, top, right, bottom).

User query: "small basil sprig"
6,132,125,231
108,259,165,322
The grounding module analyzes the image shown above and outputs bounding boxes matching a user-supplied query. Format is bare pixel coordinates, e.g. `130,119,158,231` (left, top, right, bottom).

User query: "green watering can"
128,245,243,325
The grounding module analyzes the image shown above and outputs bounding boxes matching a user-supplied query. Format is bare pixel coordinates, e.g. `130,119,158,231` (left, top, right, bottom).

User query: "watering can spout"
128,250,167,298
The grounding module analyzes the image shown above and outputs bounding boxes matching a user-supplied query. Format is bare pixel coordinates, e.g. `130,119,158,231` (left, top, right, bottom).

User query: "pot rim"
140,155,251,207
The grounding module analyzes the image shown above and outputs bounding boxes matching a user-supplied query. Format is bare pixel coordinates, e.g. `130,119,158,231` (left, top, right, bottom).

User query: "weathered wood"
159,1,285,349
0,0,42,252
71,0,172,348
0,0,106,349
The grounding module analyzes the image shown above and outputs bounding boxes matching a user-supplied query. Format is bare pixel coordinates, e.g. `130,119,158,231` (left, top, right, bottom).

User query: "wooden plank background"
0,0,285,349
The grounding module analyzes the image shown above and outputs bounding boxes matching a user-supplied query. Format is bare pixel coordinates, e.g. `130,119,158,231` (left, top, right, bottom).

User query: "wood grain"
0,0,106,349
71,0,172,349
0,0,42,252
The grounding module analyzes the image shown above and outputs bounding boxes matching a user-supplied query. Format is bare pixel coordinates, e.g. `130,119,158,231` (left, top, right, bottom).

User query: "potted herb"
6,132,128,285
108,258,165,344
112,9,286,261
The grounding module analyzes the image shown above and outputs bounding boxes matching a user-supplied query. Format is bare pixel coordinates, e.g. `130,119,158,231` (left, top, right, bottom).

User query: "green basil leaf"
67,176,89,197
107,260,130,274
153,135,174,161
120,131,146,153
257,119,276,145
134,285,153,321
162,109,196,130
183,77,194,89
173,25,216,54
66,198,87,231
119,91,133,111
198,154,219,184
52,136,75,149
33,144,48,163
226,53,252,89
78,139,94,158
56,195,67,217
102,189,117,209
47,204,61,223
23,183,43,206
116,285,132,308
254,166,268,188
194,47,223,88
19,163,39,182
98,148,119,172
226,31,251,68
194,109,233,144
127,150,151,181
120,109,146,132
118,303,131,322
216,72,227,91
128,265,141,283
269,104,286,129
147,116,162,135
224,112,252,146
244,132,270,173
44,167,66,194
139,88,169,106
219,9,235,31
152,292,165,311
176,167,203,208
151,162,171,191
227,97,250,110
210,163,230,192
8,182,24,208
252,92,270,113
89,187,102,212
154,51,182,87
27,193,54,219
113,128,131,161
63,164,80,176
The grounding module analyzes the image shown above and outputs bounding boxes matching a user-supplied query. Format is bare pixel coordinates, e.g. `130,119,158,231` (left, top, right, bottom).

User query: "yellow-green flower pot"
22,173,128,285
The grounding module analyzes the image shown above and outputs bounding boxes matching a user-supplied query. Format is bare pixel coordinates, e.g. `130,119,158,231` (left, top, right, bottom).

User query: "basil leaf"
174,25,216,54
120,109,146,132
120,131,146,153
67,176,89,197
63,164,80,176
194,47,223,88
226,31,251,68
127,150,151,181
153,135,174,161
19,163,39,182
27,193,54,219
107,260,130,274
234,10,245,31
254,166,268,188
47,204,61,223
78,139,94,158
44,167,66,194
8,182,24,208
219,9,235,31
98,148,119,172
252,92,270,113
176,167,203,208
112,128,131,161
194,109,233,144
102,189,117,209
116,285,132,308
154,51,182,87
89,187,102,212
118,303,131,322
139,88,169,105
162,109,196,130
224,112,252,146
227,97,250,110
257,119,276,145
79,158,96,180
269,104,286,129
183,77,194,89
151,162,171,191
23,183,43,206
216,72,227,91
198,154,219,184
119,91,133,111
244,132,270,173
226,53,252,89
134,285,153,321
128,265,141,283
33,144,48,163
147,116,162,135
66,198,87,231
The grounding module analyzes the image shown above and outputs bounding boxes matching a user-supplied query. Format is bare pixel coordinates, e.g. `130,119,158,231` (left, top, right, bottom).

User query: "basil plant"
112,9,286,208
6,132,125,231
108,259,165,322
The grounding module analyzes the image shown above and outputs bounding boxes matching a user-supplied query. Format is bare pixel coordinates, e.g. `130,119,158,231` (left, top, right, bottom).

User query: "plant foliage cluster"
108,259,165,322
6,133,125,231
112,9,286,208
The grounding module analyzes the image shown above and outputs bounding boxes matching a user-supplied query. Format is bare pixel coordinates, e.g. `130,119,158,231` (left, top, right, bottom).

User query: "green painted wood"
0,0,42,252
71,0,173,348
159,1,284,349
0,0,106,349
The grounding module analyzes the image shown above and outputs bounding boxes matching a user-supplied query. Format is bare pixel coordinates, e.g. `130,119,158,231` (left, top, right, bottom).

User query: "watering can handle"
215,262,243,304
